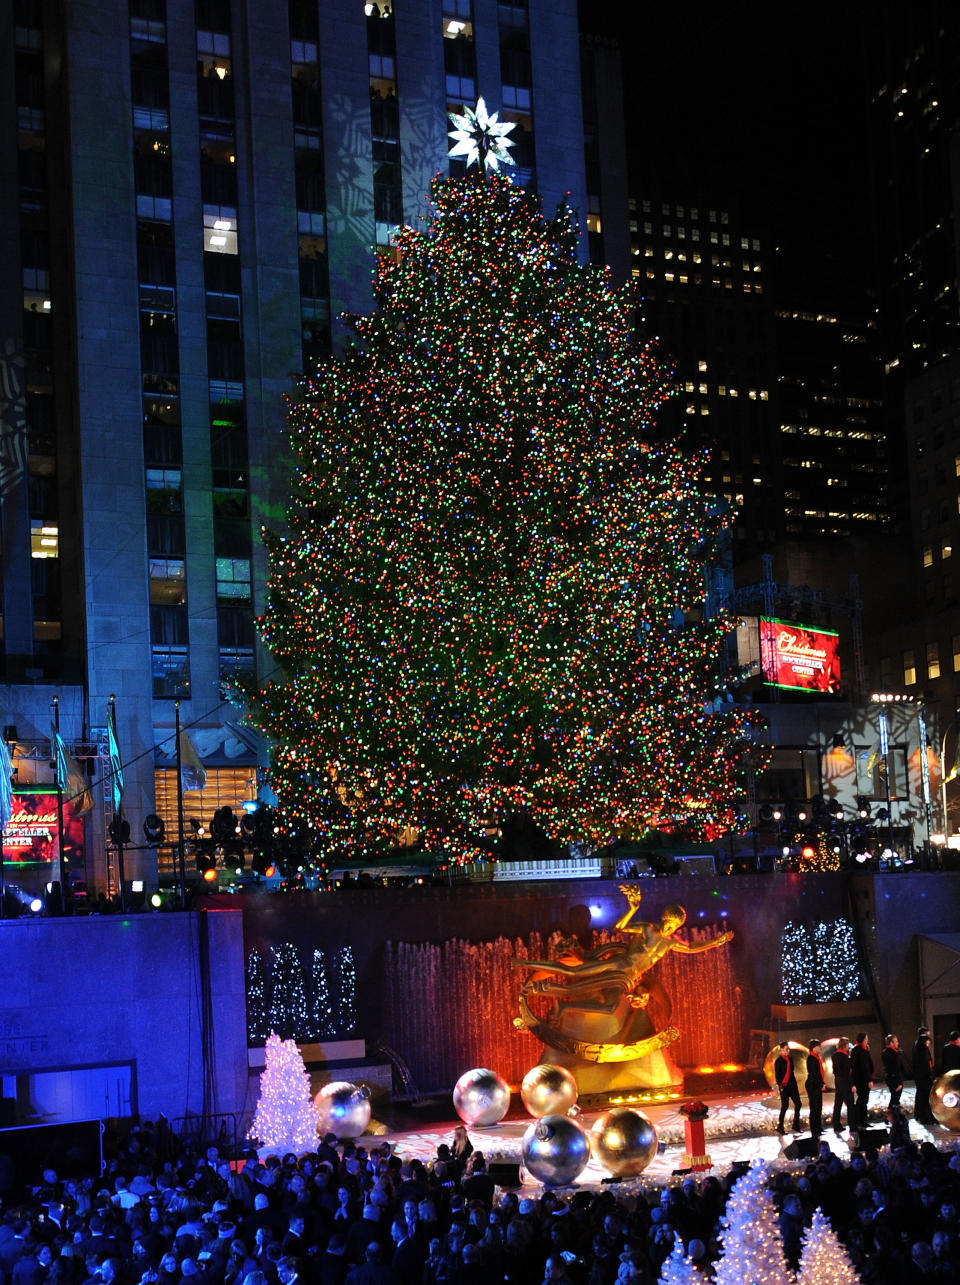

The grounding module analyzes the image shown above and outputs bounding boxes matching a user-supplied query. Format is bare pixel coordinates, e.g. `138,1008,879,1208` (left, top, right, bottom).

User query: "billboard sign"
3,789,85,865
760,617,841,694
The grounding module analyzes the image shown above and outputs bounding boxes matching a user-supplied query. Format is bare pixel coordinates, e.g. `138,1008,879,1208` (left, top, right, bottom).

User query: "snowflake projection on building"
447,97,516,172
780,919,864,1005
247,942,358,1043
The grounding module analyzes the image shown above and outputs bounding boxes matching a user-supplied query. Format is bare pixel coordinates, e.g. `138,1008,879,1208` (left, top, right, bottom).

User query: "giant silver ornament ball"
521,1113,590,1187
589,1107,658,1177
931,1070,960,1132
452,1067,511,1127
520,1063,579,1119
313,1081,371,1139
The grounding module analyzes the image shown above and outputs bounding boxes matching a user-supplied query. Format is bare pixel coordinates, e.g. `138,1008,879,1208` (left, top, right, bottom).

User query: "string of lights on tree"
247,943,358,1043
780,920,863,1005
243,168,764,868
658,1232,702,1284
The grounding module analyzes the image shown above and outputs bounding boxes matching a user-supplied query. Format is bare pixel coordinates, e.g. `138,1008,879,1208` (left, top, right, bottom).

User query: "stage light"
801,845,816,860
150,893,163,908
202,865,218,883
29,898,42,913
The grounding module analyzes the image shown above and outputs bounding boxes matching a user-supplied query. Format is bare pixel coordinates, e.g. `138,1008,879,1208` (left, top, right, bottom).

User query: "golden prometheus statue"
511,884,734,1090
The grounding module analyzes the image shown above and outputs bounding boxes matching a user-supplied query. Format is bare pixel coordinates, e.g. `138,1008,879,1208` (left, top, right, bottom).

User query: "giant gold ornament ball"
521,1113,590,1187
452,1067,511,1127
520,1063,579,1119
313,1081,371,1139
589,1107,658,1177
762,1041,809,1094
930,1070,960,1131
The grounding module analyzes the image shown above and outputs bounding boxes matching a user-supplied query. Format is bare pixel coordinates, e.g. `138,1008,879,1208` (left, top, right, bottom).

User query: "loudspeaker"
488,1161,521,1188
782,1133,819,1159
852,1127,889,1150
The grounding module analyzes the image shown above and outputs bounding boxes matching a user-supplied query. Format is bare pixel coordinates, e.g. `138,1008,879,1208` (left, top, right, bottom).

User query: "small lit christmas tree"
714,1160,791,1285
659,1233,701,1285
796,1206,860,1285
248,1032,321,1158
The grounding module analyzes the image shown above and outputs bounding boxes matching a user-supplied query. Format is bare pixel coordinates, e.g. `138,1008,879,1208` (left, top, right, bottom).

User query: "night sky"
580,3,874,295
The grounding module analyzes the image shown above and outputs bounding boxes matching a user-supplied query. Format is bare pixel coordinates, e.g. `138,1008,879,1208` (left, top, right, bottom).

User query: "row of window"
643,269,764,294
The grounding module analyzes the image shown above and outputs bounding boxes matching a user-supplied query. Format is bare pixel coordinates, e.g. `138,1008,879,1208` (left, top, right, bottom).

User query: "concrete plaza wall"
0,908,249,1126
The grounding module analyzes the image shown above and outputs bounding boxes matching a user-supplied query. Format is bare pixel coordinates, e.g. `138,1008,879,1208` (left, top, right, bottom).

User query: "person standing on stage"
805,1039,826,1136
912,1027,936,1126
774,1041,802,1134
942,1030,960,1073
832,1036,855,1133
881,1033,905,1109
850,1032,874,1131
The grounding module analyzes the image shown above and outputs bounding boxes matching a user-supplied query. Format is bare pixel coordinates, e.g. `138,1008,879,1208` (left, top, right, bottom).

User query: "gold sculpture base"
680,1151,713,1170
540,1042,682,1096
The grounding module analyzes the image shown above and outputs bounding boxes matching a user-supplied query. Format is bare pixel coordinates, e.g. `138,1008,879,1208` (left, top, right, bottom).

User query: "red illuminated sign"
4,790,85,864
760,618,841,694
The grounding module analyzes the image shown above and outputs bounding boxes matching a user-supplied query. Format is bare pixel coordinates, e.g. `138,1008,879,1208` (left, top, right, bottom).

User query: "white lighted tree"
248,1032,320,1157
796,1206,860,1285
659,1233,701,1285
714,1160,792,1285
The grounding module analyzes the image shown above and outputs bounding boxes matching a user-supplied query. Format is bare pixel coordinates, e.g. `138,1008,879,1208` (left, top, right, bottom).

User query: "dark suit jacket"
850,1043,873,1086
774,1054,796,1089
943,1041,960,1073
806,1053,825,1091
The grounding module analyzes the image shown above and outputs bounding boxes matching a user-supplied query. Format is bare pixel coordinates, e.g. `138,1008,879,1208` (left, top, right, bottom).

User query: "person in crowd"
942,1030,960,1073
832,1036,856,1133
774,1041,802,1134
913,1028,937,1127
881,1033,906,1109
851,1032,874,1131
805,1039,826,1136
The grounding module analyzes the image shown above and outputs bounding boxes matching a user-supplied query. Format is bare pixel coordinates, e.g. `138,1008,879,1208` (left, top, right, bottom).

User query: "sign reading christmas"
4,789,85,864
760,618,841,694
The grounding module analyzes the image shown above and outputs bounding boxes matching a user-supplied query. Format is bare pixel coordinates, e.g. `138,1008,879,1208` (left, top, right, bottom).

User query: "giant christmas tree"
246,136,759,864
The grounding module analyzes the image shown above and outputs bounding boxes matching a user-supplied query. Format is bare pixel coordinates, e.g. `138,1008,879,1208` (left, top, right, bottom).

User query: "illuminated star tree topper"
448,96,516,172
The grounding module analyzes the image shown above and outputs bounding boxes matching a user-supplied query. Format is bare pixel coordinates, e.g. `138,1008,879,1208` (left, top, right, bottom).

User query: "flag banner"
51,725,94,815
865,745,880,775
107,703,124,814
0,733,13,832
946,740,960,785
179,729,207,791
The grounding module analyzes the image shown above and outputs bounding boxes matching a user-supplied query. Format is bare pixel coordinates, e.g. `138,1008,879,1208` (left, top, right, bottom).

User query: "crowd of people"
2,1112,960,1284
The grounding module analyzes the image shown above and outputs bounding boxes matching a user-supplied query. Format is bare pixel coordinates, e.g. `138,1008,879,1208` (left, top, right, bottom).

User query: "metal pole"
52,696,67,913
917,701,933,851
109,696,127,912
878,707,896,860
942,726,951,839
175,701,187,908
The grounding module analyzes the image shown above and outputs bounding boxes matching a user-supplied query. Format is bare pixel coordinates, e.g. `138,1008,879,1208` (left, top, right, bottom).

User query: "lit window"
204,207,238,254
698,359,707,372
903,649,916,686
30,521,58,559
684,382,695,392
923,545,934,567
928,641,941,680
216,557,252,602
698,383,707,394
943,539,953,560
149,557,186,605
953,635,960,672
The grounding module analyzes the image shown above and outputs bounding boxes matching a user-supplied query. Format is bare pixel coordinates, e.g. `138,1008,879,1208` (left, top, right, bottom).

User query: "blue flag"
52,725,94,815
107,703,124,814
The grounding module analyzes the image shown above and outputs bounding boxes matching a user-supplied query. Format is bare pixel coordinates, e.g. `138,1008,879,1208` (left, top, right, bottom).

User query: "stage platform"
371,1084,956,1192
